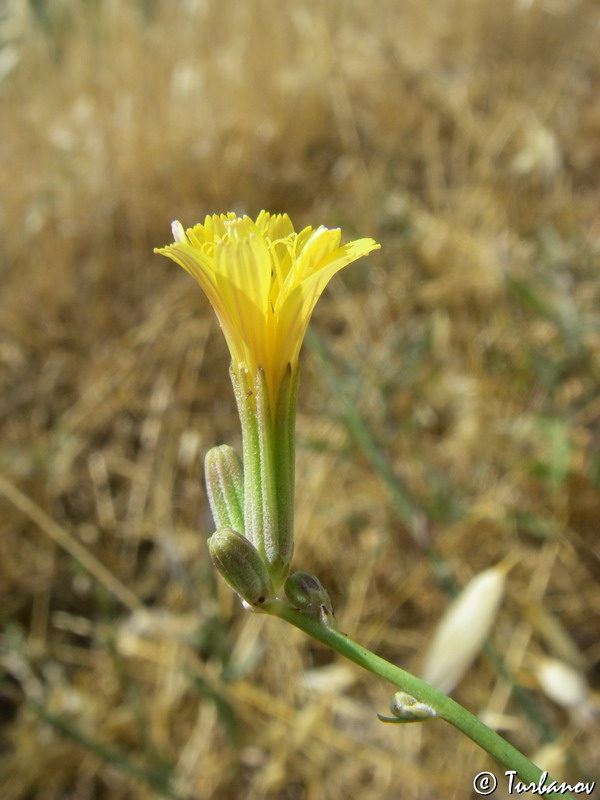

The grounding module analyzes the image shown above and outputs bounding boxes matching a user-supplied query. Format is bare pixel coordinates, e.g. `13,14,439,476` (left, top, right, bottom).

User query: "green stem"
265,600,575,800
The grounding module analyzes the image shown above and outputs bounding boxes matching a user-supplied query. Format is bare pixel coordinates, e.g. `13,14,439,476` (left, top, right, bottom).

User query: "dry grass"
1,0,599,798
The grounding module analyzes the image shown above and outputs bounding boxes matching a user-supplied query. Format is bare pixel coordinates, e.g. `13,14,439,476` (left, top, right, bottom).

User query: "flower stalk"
264,599,575,800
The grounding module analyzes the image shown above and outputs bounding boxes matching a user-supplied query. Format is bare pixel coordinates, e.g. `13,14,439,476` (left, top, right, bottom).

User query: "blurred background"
1,0,599,798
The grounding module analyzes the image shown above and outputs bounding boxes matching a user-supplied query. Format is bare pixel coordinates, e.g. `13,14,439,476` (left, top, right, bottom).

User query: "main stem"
265,599,573,800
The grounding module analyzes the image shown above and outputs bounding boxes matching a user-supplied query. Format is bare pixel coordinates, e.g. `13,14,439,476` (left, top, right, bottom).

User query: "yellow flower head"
155,211,380,405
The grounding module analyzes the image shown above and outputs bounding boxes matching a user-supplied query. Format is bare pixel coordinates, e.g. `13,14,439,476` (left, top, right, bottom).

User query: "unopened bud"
284,571,335,627
378,691,438,723
208,529,273,608
205,445,244,536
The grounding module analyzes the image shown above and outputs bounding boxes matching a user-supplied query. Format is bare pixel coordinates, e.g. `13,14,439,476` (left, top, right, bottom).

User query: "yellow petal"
155,212,380,405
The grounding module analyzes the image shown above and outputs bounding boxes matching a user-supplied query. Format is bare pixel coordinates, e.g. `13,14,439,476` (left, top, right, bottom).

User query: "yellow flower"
155,211,379,405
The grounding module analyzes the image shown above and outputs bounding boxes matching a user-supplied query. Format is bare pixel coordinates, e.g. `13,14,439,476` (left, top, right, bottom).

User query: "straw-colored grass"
1,0,599,798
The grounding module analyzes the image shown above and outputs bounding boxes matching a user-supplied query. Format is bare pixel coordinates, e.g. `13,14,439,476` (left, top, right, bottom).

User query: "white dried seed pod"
535,658,589,709
529,743,568,781
421,566,507,694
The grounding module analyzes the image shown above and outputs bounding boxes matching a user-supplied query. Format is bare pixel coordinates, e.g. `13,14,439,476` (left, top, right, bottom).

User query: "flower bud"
378,691,438,723
208,528,274,608
284,570,335,627
205,445,245,536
